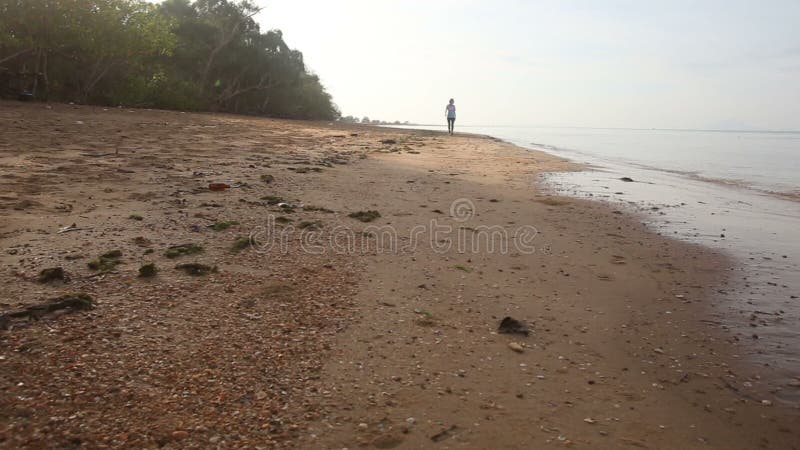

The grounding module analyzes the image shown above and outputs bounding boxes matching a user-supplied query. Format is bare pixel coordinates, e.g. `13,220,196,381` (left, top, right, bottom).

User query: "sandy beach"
1,101,798,449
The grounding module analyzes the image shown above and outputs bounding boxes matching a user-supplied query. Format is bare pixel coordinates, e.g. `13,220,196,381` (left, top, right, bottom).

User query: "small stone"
761,400,772,406
508,342,524,353
358,423,368,430
172,430,189,440
584,418,596,424
405,417,416,425
255,391,268,400
653,347,664,354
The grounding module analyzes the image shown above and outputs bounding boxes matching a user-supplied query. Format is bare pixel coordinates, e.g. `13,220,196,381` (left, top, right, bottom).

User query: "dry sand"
0,102,798,449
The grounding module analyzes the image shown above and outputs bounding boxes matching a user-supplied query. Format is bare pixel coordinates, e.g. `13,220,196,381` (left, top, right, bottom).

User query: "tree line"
0,0,339,120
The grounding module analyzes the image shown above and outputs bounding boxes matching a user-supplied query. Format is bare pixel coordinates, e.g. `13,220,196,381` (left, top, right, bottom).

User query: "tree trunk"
41,51,49,100
82,60,113,103
31,48,42,96
200,8,262,94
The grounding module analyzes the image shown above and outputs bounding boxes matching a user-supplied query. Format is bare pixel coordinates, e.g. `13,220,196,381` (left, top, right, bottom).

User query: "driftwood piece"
0,294,93,329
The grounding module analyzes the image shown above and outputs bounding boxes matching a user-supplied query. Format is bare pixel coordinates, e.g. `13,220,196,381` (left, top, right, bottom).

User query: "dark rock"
498,316,530,336
619,177,634,182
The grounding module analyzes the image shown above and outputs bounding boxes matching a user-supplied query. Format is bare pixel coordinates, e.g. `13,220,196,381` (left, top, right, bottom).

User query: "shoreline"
308,127,799,449
1,102,798,448
385,124,800,202
391,123,800,396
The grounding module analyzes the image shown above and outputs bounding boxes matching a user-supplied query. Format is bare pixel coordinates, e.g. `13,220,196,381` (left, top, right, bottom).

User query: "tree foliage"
0,0,339,120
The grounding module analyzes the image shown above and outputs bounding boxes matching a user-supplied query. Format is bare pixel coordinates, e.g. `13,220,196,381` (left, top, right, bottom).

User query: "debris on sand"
0,293,93,328
348,210,381,222
175,263,217,276
430,425,458,442
303,205,334,213
231,237,251,252
101,249,122,259
508,342,524,353
133,236,152,247
619,177,634,182
298,220,322,230
37,267,67,283
380,139,397,145
138,263,158,278
13,199,42,210
57,223,83,234
165,243,203,258
128,214,144,221
498,316,530,336
289,167,322,174
277,202,296,212
87,250,123,271
261,195,283,205
414,310,436,327
210,220,239,231
208,182,230,191
261,174,275,184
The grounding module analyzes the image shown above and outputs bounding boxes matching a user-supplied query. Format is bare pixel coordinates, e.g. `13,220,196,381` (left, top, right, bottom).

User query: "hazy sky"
256,1,799,129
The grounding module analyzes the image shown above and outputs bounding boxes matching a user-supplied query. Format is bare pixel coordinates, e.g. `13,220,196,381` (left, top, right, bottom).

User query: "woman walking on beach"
445,99,456,135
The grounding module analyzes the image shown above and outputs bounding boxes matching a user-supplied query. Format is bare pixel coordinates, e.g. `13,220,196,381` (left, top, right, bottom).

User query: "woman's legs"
448,118,455,134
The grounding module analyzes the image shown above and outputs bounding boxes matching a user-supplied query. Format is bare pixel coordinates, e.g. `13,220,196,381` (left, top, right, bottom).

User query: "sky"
255,0,800,129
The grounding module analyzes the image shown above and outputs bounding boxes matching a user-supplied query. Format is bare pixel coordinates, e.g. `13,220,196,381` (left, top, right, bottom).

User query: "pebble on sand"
508,342,524,353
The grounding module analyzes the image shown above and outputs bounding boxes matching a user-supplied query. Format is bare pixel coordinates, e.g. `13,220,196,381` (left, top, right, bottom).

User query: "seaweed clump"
348,210,381,223
175,263,217,276
165,243,203,259
88,250,122,271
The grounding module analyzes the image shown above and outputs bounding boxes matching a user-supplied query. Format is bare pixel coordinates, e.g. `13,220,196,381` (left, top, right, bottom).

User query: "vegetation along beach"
1,0,799,449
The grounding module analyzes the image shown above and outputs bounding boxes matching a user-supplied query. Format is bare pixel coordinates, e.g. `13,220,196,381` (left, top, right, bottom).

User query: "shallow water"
398,125,800,199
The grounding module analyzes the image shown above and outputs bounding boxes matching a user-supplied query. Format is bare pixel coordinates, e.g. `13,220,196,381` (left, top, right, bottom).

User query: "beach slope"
0,102,797,449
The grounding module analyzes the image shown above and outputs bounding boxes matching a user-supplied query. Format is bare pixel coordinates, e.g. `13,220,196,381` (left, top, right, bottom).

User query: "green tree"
0,0,339,120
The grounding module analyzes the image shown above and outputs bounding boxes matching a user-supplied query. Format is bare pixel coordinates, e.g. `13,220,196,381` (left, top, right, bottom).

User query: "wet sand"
546,164,800,398
0,102,798,449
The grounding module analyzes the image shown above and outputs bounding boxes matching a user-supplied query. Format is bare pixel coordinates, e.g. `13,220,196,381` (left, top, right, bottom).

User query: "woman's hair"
449,98,454,103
